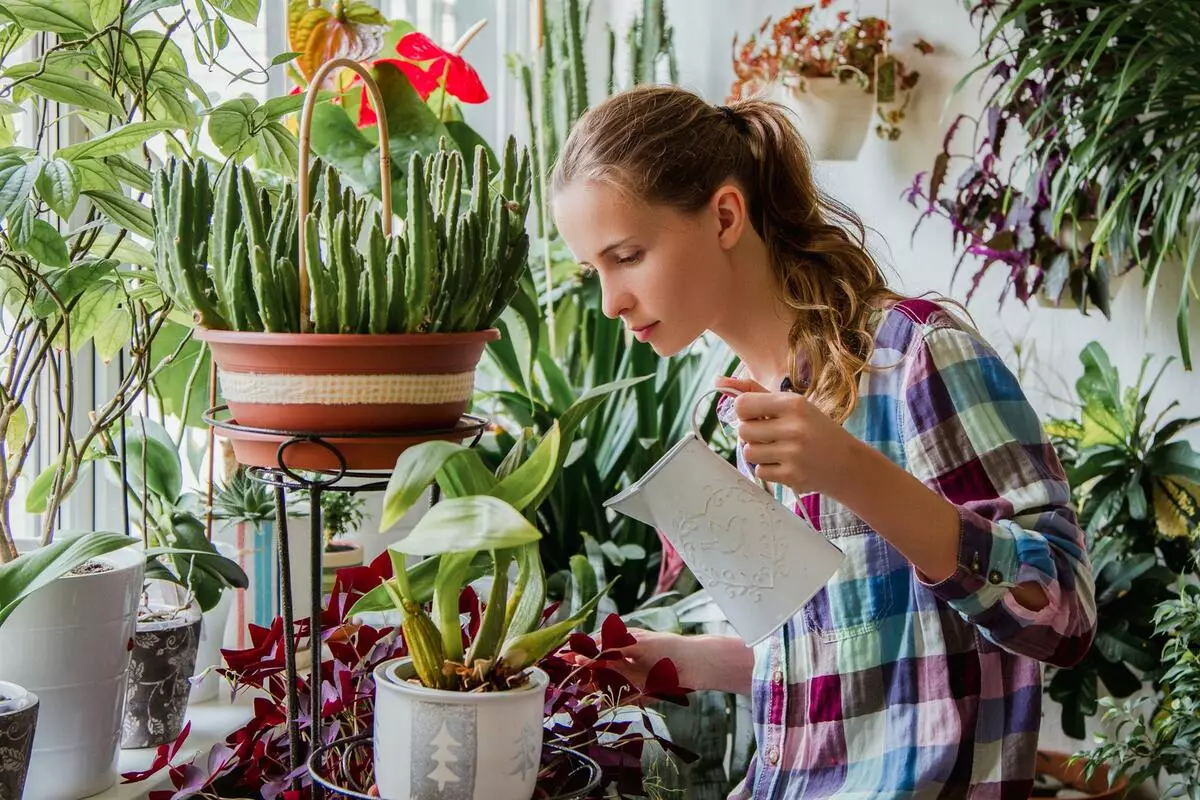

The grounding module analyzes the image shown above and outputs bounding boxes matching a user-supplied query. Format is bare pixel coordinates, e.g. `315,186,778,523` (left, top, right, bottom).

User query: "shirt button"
772,669,784,685
988,569,1004,585
767,745,780,765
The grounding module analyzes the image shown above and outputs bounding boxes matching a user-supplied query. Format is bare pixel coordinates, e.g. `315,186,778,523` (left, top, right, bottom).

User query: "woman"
551,84,1096,799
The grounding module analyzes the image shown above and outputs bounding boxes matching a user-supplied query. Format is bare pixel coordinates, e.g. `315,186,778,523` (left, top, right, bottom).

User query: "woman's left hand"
716,375,863,498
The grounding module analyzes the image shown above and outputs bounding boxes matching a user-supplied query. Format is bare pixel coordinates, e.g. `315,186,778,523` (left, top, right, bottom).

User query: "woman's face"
552,179,743,357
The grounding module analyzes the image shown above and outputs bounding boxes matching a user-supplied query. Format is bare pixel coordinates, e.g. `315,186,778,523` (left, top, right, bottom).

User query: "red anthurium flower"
396,32,488,103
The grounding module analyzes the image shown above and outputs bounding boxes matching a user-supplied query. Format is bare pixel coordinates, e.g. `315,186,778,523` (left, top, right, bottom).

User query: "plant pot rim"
374,658,549,703
0,680,38,713
136,601,202,632
14,539,142,580
195,328,501,347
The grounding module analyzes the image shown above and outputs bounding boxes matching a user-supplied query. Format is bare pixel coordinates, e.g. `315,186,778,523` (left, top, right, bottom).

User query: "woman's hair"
552,84,905,422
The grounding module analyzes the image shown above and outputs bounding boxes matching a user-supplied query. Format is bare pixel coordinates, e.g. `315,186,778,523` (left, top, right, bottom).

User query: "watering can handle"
692,386,821,531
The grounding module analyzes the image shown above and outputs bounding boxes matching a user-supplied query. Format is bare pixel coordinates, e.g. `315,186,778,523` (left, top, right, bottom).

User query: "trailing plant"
931,1,1200,365
150,136,531,334
906,2,1143,317
1080,582,1200,798
0,0,286,561
728,4,932,140
123,553,693,798
1042,342,1200,738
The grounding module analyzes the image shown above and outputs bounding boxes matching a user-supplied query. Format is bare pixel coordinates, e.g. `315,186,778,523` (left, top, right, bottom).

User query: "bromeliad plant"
348,380,639,691
1042,342,1200,738
150,138,530,335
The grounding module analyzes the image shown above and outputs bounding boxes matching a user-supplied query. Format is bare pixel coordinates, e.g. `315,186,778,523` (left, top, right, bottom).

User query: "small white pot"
373,658,547,800
0,541,143,800
769,77,874,161
188,542,238,704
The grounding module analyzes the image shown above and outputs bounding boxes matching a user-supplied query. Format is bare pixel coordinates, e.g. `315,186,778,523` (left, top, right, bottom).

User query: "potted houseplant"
152,130,531,470
316,490,366,592
0,533,137,798
352,380,636,799
729,5,932,159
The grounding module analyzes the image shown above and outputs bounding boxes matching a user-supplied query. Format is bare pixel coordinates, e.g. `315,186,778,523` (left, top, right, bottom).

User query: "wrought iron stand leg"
310,485,325,800
275,485,303,786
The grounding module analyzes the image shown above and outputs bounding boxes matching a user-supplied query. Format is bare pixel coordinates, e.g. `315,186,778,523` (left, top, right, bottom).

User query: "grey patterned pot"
120,605,202,749
0,681,38,800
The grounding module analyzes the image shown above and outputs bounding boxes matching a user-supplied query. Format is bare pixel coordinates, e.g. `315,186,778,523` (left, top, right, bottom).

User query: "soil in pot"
0,681,38,800
67,559,112,576
120,603,203,749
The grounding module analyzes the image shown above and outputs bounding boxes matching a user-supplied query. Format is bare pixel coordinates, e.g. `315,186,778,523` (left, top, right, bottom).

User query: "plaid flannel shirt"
720,299,1096,799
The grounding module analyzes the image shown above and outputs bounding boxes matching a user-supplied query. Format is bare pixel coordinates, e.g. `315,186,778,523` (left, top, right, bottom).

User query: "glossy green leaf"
35,158,80,218
57,121,179,162
207,97,257,160
20,70,123,116
380,441,471,532
0,532,136,626
126,0,178,24
493,424,561,512
2,0,93,35
204,0,259,24
20,219,68,267
88,232,154,267
123,415,183,504
504,542,546,638
389,496,541,557
254,122,298,176
82,190,153,238
0,155,40,221
498,578,618,671
89,0,123,27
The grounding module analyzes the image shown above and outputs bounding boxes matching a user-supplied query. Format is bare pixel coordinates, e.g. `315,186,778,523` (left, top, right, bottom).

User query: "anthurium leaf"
389,496,541,557
82,190,153,238
35,158,80,218
0,531,136,626
308,98,375,195
57,121,179,162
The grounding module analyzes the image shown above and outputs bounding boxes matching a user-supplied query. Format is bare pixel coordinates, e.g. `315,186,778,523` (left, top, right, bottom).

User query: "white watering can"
605,389,845,645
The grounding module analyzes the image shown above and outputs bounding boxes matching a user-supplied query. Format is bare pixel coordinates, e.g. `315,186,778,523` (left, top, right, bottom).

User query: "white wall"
599,0,1200,438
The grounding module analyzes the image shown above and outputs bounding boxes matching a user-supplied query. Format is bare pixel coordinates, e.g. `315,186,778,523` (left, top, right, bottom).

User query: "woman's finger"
715,375,768,394
736,418,779,443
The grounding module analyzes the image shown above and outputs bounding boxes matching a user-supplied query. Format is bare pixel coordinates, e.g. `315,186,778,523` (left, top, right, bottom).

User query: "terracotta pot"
1031,750,1128,799
0,681,38,800
120,605,203,749
197,328,499,435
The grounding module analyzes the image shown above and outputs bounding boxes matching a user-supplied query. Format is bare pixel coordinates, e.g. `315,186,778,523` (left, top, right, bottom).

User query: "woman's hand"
564,629,755,697
715,375,864,498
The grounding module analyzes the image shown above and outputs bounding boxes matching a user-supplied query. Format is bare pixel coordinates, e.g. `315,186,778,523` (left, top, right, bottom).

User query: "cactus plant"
150,136,531,335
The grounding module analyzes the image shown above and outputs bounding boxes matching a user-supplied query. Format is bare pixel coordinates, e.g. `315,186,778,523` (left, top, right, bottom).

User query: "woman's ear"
711,182,749,252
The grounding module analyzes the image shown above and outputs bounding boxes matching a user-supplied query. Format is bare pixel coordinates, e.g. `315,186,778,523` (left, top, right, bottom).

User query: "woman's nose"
599,274,631,320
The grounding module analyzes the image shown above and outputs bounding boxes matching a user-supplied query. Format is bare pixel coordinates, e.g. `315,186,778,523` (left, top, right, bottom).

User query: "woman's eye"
616,252,642,265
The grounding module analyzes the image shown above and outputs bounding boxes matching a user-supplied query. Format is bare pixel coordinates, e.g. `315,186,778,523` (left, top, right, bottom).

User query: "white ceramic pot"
605,389,846,645
373,659,547,800
769,78,874,161
0,542,143,800
188,542,238,704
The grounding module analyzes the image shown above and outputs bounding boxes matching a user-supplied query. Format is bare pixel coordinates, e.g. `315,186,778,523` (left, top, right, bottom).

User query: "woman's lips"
631,322,658,342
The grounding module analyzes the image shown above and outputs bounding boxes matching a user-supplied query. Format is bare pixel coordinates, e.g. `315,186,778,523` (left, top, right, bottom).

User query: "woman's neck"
709,237,802,391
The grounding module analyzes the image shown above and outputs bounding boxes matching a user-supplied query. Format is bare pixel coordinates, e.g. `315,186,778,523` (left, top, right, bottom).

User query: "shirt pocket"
802,507,902,642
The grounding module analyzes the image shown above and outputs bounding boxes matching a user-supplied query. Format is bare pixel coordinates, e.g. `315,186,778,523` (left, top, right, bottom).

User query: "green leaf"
88,232,154,267
74,158,121,192
4,404,29,459
257,92,310,121
31,259,114,316
93,302,130,362
82,190,153,238
122,415,183,504
492,424,561,512
58,121,179,162
380,441,472,532
24,463,60,513
270,52,301,67
19,219,68,267
505,541,546,638
126,0,178,24
20,70,123,116
346,551,491,617
204,0,259,24
2,0,94,34
35,158,80,218
253,122,297,176
569,553,599,633
89,0,122,27
104,155,152,193
59,281,120,351
308,99,375,195
444,119,499,172
389,496,542,556
0,532,136,626
207,97,257,160
498,577,618,671
0,155,41,221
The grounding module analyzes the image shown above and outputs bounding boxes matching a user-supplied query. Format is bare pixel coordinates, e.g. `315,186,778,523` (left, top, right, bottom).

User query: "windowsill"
94,690,256,799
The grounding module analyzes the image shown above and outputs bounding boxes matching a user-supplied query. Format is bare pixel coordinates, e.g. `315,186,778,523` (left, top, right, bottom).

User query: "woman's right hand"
601,629,708,693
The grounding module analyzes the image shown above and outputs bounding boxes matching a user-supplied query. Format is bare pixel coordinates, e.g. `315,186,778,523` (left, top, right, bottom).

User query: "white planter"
768,78,874,161
373,658,547,800
0,541,143,800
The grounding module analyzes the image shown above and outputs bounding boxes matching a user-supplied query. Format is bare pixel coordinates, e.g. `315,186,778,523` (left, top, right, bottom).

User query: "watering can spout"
604,488,656,528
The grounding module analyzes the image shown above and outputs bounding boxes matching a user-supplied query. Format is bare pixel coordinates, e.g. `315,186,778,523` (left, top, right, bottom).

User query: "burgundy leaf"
567,632,599,659
599,613,636,651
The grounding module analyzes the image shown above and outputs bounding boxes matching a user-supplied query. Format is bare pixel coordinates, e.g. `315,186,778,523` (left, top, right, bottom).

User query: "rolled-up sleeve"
902,323,1097,668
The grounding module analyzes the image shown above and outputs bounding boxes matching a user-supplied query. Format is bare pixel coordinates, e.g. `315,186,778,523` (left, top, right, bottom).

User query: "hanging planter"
767,78,874,161
0,681,38,800
150,57,532,470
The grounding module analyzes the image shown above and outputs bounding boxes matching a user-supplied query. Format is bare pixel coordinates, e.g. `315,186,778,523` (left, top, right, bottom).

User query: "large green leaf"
308,99,377,197
493,424,561,511
380,441,476,532
2,0,93,35
89,0,123,27
389,496,542,557
20,70,123,116
254,122,298,176
19,219,68,267
58,121,179,162
82,190,153,238
35,158,80,218
1150,440,1200,483
30,259,114,317
0,155,40,221
207,97,257,161
204,0,259,24
122,415,183,504
0,532,136,626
